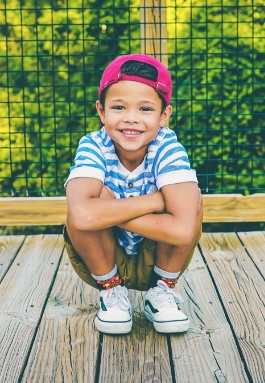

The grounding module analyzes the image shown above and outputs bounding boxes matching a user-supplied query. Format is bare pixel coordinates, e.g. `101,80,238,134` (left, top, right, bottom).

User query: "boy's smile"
96,81,172,170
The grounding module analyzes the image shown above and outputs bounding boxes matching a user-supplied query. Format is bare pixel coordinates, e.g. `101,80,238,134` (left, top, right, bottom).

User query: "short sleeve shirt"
65,126,198,254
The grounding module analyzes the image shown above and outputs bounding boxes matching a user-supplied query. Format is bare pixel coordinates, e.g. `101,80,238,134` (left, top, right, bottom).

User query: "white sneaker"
95,285,132,334
144,280,189,333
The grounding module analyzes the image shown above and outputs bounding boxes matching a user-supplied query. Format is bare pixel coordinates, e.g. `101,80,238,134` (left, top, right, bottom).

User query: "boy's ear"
160,105,172,127
96,100,105,124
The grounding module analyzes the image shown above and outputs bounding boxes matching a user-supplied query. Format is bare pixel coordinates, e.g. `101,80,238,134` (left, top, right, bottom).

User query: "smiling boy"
64,54,203,335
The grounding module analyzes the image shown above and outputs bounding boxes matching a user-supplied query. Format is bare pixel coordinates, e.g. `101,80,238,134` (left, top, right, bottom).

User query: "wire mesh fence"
0,0,264,197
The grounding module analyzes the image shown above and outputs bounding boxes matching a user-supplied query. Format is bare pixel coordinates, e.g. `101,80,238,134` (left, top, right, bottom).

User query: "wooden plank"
99,290,172,383
0,235,25,282
140,0,168,66
203,194,265,222
22,249,100,383
170,248,249,382
199,233,265,383
237,231,265,278
0,197,67,226
1,194,264,226
0,235,64,383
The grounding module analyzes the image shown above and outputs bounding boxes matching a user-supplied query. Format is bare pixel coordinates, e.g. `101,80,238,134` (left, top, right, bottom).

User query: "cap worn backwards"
98,54,172,105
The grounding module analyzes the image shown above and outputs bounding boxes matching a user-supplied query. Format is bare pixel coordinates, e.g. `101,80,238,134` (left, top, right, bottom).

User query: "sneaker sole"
95,317,132,334
145,312,190,333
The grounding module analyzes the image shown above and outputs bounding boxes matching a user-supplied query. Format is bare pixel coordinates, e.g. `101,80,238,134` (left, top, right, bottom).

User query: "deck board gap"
18,245,65,382
236,232,265,279
166,335,177,383
197,242,254,383
0,236,26,284
94,333,104,383
1,233,264,382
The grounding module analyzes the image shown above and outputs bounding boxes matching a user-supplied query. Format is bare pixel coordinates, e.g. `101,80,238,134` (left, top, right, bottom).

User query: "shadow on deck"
0,231,264,382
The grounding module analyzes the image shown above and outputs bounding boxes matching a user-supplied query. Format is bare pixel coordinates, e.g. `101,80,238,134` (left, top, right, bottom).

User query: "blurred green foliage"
167,0,265,193
0,0,264,196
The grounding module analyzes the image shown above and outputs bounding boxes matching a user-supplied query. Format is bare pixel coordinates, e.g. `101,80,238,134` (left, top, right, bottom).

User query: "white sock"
91,265,118,281
154,265,180,280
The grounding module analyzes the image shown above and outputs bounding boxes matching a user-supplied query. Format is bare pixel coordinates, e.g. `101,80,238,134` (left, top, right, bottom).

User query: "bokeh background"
0,0,264,197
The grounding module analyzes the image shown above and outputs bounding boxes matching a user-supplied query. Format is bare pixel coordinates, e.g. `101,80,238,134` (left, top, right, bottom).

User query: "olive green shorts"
63,226,201,291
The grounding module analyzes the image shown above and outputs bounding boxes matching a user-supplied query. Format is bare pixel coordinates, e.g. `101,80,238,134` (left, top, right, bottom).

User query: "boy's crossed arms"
66,177,202,247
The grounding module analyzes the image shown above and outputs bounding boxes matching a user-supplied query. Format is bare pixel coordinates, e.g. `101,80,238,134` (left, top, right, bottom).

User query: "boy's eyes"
140,106,153,112
111,105,153,111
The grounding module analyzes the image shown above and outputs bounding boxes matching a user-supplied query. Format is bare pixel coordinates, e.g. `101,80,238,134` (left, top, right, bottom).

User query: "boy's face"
96,80,172,166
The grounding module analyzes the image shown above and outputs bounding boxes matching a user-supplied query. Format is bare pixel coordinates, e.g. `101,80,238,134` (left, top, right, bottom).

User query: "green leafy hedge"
0,0,264,196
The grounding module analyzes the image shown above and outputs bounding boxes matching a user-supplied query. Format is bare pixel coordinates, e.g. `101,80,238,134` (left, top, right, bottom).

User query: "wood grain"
99,290,172,383
1,194,264,226
199,233,265,383
0,235,64,383
203,194,265,222
0,235,25,282
0,232,264,382
22,249,100,383
0,197,67,226
140,0,168,66
170,248,249,382
237,231,265,278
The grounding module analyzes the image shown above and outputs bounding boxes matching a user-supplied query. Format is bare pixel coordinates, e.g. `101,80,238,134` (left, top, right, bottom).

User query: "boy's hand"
100,185,165,212
100,185,115,199
66,177,169,232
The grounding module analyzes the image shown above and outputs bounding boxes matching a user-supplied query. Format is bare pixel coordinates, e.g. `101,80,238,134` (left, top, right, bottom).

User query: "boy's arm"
66,177,165,230
118,182,203,246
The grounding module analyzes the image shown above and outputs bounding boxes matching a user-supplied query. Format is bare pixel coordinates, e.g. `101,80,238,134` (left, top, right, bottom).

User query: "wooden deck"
0,231,264,383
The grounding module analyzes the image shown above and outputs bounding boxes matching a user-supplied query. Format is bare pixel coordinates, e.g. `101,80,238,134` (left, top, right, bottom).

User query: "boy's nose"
123,111,139,123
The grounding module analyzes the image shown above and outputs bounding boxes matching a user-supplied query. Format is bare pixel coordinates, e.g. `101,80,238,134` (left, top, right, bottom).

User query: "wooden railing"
0,194,264,226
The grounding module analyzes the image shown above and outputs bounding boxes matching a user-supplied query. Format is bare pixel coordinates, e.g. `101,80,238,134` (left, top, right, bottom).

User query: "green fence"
0,0,264,197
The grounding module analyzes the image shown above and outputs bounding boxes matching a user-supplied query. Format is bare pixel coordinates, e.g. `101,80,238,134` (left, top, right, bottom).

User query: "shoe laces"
153,280,184,307
102,285,131,311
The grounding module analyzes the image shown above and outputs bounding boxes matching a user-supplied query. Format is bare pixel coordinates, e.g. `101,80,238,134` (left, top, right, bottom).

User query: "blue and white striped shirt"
65,126,197,254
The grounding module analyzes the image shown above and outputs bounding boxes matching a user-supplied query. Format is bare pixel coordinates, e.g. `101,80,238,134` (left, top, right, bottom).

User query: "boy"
64,54,203,335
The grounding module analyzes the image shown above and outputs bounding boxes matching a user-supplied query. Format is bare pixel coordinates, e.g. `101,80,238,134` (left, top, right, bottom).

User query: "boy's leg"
65,224,132,334
66,223,116,277
144,236,200,334
155,240,197,278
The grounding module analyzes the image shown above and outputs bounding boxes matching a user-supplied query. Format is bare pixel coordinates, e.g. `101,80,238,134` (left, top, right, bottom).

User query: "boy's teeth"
122,130,140,135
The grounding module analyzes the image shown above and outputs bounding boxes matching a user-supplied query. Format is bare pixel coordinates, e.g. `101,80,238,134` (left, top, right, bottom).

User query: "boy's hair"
98,54,172,110
99,60,167,111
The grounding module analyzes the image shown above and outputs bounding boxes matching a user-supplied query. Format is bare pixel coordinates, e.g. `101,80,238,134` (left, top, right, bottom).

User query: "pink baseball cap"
98,54,172,105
